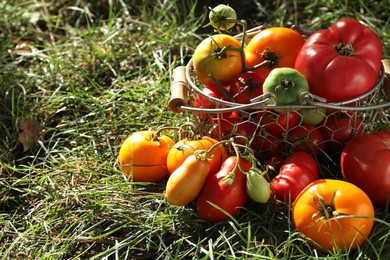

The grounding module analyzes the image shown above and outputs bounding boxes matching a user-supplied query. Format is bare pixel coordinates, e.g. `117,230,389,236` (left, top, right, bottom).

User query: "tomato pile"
118,4,390,255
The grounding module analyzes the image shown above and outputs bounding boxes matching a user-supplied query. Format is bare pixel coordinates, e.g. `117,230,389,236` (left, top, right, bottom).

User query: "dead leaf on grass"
16,117,43,152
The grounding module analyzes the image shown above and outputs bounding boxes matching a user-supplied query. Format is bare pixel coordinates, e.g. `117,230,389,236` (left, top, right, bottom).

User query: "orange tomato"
118,130,174,182
245,27,304,78
166,137,227,177
292,179,375,253
165,154,210,206
193,34,243,88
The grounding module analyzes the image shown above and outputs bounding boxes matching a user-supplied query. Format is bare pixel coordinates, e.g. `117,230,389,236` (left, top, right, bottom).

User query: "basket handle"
383,59,390,99
168,66,188,113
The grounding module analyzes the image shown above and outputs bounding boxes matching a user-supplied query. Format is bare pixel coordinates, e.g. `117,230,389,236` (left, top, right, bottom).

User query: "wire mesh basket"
168,26,390,159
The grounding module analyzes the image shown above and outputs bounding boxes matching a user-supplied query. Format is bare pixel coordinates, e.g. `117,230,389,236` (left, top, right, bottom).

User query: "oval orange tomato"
118,130,174,182
292,179,375,253
167,137,227,177
245,27,304,78
165,154,210,206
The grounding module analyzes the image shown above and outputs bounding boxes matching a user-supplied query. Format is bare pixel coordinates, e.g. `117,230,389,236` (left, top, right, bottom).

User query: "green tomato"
246,168,271,203
299,107,326,125
263,68,309,113
209,4,237,31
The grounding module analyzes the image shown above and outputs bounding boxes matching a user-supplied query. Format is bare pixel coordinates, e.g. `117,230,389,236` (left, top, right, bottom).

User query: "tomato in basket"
320,111,364,154
193,34,243,90
245,27,305,78
287,124,325,155
229,71,265,104
295,18,383,103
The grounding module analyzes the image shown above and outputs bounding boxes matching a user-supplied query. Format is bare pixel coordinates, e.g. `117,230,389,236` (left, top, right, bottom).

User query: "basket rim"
183,58,387,113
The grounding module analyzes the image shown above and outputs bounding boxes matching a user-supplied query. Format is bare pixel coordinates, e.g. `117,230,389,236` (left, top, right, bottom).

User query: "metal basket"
168,26,390,158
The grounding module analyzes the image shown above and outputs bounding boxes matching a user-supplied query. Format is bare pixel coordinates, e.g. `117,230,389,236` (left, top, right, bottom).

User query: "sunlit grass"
0,0,389,258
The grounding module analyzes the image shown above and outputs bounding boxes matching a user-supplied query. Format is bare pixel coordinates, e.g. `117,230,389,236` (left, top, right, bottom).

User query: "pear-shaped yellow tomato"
165,154,210,206
118,130,174,182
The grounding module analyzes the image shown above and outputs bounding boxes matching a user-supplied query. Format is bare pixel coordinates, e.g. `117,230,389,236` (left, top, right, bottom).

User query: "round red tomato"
288,124,325,155
292,179,375,253
341,129,390,206
229,71,265,104
295,18,383,103
193,87,222,122
254,111,300,138
320,111,364,154
245,27,305,78
193,34,243,88
118,130,174,182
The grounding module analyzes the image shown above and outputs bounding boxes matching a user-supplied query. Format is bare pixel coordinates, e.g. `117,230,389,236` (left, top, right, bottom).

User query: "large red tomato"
295,18,383,103
341,129,390,206
245,27,305,78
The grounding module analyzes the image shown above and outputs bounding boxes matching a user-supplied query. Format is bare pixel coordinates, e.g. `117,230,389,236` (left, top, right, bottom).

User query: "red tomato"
293,179,375,253
271,152,319,203
254,111,300,138
193,87,221,122
341,129,390,206
320,111,364,154
211,120,254,146
295,18,383,103
193,34,243,88
287,124,325,155
229,71,265,104
118,131,174,182
245,27,305,78
197,156,251,223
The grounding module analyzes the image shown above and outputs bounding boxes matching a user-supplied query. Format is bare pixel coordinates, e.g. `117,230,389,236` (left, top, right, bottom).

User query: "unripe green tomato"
263,67,309,113
246,169,271,203
299,107,326,125
209,4,237,30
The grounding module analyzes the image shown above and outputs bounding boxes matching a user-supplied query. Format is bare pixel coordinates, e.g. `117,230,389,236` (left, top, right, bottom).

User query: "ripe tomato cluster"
118,4,389,255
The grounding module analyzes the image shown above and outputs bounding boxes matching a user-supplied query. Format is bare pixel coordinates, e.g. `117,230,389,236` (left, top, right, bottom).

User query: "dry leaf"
16,117,43,152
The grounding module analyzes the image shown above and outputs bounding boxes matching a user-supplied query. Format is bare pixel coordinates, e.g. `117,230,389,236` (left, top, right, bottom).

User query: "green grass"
0,0,389,259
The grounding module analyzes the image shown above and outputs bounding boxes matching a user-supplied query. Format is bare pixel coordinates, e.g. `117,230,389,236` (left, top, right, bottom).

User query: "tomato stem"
335,43,354,57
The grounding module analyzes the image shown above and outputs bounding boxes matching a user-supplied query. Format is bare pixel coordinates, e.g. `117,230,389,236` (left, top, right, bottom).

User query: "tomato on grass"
341,129,390,206
197,156,251,223
165,154,210,206
118,130,174,182
271,151,319,203
166,136,227,178
292,179,375,253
